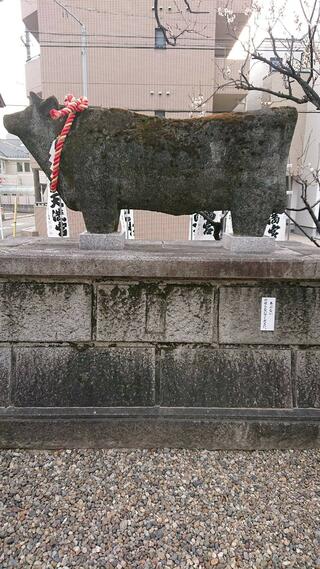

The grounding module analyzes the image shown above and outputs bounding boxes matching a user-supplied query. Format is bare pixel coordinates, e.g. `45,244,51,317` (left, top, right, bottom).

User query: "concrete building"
21,0,251,239
243,39,320,240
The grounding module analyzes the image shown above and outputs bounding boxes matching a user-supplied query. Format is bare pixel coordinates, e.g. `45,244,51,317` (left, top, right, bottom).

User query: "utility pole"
21,30,31,61
53,0,88,97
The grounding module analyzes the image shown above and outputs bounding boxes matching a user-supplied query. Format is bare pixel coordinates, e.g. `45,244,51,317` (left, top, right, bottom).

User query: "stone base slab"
0,237,318,279
223,234,276,254
79,231,125,250
1,407,319,449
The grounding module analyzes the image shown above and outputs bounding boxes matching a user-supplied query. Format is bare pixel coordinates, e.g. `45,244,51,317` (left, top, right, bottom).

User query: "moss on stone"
3,98,298,236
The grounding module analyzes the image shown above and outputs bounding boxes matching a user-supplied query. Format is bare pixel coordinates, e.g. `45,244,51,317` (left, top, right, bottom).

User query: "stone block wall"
0,238,319,448
0,278,319,411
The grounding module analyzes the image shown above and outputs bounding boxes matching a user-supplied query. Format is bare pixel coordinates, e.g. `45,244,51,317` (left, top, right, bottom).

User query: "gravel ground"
0,449,319,569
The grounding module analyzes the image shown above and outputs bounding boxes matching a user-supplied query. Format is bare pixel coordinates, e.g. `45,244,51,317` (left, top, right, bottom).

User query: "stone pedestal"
222,234,276,254
0,237,319,449
79,231,125,250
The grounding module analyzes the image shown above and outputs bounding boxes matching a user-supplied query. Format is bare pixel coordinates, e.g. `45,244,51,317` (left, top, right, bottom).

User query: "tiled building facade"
21,0,251,239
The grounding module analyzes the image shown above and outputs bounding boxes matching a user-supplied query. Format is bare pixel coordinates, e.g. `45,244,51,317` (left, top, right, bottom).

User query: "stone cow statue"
4,93,297,236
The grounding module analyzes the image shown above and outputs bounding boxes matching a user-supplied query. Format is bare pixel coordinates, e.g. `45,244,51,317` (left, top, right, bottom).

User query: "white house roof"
0,139,29,160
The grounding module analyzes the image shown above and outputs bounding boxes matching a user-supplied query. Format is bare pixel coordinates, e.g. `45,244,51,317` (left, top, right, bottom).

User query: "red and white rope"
49,94,88,192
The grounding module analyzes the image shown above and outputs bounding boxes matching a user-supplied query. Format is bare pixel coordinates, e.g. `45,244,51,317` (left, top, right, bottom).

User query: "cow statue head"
3,92,61,176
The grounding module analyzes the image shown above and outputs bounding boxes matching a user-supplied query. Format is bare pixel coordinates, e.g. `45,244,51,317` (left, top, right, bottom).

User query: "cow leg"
81,202,120,234
231,191,273,237
232,206,273,236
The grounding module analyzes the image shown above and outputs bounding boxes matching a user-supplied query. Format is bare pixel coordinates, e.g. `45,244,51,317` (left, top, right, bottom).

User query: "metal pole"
13,195,17,238
0,195,4,240
81,25,88,98
54,0,88,97
25,30,31,61
286,168,293,241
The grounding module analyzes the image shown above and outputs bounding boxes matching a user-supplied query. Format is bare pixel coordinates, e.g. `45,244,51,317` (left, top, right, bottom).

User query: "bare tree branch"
183,0,209,14
285,211,320,247
154,0,209,46
287,197,320,212
152,1,320,245
154,0,178,46
230,75,308,105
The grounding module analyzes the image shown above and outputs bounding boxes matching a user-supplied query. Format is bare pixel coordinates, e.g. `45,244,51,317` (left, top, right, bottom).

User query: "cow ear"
40,96,60,117
29,92,42,107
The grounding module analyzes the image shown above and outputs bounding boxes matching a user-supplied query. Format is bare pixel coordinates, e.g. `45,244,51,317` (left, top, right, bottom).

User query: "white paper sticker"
46,141,69,238
260,297,276,331
46,190,69,238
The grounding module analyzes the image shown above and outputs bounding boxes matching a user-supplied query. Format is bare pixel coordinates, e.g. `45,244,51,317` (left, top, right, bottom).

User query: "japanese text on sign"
260,297,276,331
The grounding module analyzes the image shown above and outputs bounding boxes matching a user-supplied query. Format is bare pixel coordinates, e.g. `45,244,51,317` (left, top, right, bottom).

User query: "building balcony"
21,0,39,40
217,0,251,12
211,58,248,111
214,58,247,92
21,0,37,20
25,56,41,97
215,0,251,55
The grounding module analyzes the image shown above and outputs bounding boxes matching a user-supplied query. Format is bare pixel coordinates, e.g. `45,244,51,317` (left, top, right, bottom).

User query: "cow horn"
29,92,42,106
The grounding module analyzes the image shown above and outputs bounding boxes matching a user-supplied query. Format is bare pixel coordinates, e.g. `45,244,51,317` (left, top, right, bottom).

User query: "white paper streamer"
46,140,69,237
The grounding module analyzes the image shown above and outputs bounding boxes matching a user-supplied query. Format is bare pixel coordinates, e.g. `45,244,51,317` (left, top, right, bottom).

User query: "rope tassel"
49,94,88,193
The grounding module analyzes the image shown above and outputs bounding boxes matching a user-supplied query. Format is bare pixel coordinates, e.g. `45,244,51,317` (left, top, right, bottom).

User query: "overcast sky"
0,0,28,137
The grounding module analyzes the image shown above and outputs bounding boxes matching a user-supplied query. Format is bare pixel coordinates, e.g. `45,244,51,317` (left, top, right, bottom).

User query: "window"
40,183,47,199
0,160,5,174
155,27,166,49
155,110,166,118
270,57,282,72
16,161,31,173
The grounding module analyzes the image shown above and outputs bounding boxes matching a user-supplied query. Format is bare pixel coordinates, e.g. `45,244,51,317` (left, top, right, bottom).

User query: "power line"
38,42,307,53
39,0,217,22
39,43,224,50
41,81,215,87
26,29,308,49
28,30,223,43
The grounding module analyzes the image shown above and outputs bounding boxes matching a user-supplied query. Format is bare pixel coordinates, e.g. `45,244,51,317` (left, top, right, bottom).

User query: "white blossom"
217,7,236,24
190,94,206,117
